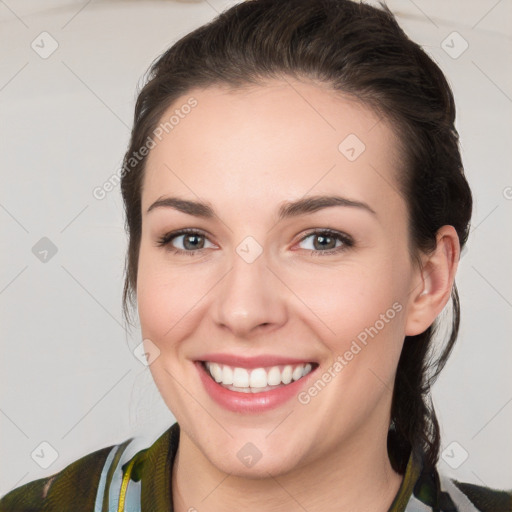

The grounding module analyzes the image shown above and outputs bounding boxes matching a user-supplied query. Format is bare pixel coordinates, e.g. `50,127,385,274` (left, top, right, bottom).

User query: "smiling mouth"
200,360,319,394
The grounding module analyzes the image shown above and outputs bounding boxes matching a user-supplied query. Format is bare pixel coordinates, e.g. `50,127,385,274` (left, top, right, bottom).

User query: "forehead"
141,78,405,222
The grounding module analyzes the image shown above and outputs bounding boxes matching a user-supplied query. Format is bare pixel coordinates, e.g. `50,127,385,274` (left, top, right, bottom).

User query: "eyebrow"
146,194,377,220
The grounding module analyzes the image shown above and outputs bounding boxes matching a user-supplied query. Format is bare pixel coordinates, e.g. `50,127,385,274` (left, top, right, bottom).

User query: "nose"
211,249,288,339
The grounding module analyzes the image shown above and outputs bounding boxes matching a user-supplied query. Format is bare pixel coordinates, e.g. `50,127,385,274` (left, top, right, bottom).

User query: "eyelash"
156,228,354,257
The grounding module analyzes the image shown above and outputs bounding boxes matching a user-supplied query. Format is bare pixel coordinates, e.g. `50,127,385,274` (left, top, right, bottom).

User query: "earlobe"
404,226,460,337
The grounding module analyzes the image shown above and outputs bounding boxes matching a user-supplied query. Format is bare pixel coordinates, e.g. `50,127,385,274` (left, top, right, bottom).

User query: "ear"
404,225,461,337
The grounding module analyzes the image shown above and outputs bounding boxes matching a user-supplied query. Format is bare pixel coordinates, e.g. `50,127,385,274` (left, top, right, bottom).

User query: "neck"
171,425,404,512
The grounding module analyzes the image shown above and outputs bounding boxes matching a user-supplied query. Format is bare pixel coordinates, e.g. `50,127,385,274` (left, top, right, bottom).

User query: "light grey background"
1,0,511,497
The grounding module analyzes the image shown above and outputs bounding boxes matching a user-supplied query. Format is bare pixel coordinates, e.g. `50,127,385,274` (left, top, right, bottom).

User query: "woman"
1,0,510,510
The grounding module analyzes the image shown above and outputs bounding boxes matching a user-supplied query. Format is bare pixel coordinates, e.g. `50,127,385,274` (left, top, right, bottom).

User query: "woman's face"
137,78,424,476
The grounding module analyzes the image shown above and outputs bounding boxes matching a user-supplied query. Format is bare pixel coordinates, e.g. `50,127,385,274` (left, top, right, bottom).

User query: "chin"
201,440,306,479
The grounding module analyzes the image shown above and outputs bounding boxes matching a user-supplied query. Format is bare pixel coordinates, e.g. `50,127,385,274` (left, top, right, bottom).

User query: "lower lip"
195,361,317,414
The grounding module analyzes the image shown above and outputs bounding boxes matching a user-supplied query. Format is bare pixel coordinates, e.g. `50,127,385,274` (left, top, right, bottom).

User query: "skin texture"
136,77,460,512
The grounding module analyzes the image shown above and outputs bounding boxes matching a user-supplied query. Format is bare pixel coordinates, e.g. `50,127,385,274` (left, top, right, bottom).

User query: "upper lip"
196,353,317,369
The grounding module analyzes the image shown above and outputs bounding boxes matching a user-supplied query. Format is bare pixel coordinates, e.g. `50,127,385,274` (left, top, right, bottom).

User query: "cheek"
136,246,190,345
298,253,411,394
302,261,406,341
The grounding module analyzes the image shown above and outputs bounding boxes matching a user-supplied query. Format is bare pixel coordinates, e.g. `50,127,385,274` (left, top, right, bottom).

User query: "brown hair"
120,0,472,473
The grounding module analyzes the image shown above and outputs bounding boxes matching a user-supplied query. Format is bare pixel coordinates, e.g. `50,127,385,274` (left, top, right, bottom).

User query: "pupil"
185,234,203,250
315,235,334,250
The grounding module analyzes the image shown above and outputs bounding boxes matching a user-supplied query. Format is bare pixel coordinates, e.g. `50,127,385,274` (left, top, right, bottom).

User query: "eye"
156,229,214,256
156,228,354,257
297,229,354,256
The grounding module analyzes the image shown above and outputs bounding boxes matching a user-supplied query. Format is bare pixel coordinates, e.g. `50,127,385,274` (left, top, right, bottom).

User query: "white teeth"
249,368,267,388
222,365,233,385
281,365,293,385
267,366,281,386
210,362,223,382
204,361,315,391
233,367,250,387
292,366,303,381
303,363,312,377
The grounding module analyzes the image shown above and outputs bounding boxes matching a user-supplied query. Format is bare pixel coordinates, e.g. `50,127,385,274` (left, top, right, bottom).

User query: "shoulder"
405,448,511,512
0,437,137,512
0,424,178,512
448,476,512,512
437,472,512,512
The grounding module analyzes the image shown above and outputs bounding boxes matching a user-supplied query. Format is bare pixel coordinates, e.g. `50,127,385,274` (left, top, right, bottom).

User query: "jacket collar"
137,422,430,512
